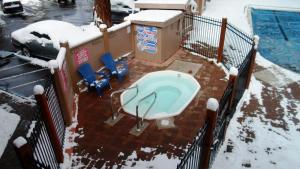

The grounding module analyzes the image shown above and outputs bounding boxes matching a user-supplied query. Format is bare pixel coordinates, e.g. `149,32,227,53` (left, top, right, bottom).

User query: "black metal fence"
44,79,65,146
177,123,208,169
180,13,255,169
223,23,254,70
182,13,254,70
26,110,60,169
24,75,65,169
182,14,221,59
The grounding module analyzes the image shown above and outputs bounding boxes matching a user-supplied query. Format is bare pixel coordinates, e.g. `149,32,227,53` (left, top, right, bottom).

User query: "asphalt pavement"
0,0,95,97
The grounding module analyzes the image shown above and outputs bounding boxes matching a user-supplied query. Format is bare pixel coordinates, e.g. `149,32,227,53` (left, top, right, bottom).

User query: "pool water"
121,71,200,120
251,9,300,73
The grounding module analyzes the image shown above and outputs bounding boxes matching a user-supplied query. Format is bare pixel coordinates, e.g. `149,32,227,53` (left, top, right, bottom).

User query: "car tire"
22,47,31,57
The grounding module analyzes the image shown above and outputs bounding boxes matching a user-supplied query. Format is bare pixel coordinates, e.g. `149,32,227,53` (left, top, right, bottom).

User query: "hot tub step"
129,122,149,136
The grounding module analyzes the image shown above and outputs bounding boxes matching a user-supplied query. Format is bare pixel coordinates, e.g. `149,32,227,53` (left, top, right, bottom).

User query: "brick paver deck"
72,49,228,168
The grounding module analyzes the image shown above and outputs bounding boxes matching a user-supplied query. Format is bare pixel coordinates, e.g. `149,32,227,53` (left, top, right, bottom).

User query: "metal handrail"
110,85,138,120
135,91,157,131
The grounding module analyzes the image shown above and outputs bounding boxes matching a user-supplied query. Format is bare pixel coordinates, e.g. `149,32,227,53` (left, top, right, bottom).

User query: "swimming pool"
251,9,300,73
120,70,200,120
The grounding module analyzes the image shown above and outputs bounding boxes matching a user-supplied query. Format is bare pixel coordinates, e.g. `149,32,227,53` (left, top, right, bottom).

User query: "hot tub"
120,70,200,120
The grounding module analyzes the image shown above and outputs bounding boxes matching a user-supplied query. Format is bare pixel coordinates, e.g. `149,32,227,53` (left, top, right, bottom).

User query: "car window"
30,31,51,40
30,31,42,38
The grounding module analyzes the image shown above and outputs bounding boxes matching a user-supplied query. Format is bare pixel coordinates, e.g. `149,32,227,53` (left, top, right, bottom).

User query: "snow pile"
125,10,182,23
60,94,84,169
207,98,219,111
13,137,27,149
104,148,180,169
0,106,20,157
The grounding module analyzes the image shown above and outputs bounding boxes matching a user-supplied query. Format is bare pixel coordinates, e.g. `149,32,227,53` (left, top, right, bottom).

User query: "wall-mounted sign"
136,25,158,54
73,48,90,66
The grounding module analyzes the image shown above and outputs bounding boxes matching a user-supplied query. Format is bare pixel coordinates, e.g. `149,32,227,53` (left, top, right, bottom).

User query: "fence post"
33,85,64,163
200,98,219,169
217,18,227,63
228,67,238,111
246,35,259,89
13,137,36,169
100,24,110,53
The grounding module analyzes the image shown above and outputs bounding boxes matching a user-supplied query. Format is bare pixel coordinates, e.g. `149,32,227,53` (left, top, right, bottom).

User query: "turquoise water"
251,9,300,73
121,71,200,120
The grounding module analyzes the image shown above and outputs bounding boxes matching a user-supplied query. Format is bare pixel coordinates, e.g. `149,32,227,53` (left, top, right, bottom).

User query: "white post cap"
99,24,107,30
207,98,219,111
254,35,260,49
229,67,238,76
13,137,27,148
33,85,44,95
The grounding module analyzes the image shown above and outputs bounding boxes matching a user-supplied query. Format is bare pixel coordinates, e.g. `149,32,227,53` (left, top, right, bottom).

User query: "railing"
14,75,65,169
223,23,253,70
177,122,208,169
44,78,65,146
110,85,138,120
135,91,157,131
181,13,256,169
26,109,60,169
182,14,222,59
182,13,254,71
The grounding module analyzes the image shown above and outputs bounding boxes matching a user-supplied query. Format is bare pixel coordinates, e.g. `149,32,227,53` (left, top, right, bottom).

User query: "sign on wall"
136,26,158,54
73,48,90,66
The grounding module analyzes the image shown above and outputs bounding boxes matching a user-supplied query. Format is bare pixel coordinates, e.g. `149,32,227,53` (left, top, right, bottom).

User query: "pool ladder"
135,91,157,132
106,85,157,136
105,85,138,126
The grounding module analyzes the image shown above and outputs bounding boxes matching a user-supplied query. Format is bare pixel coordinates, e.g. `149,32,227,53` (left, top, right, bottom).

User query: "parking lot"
0,0,94,97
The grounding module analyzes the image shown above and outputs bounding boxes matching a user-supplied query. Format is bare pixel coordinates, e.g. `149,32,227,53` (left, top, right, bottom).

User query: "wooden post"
13,137,36,169
228,67,238,111
100,24,110,53
217,18,227,63
94,0,112,27
200,98,219,169
246,35,259,89
33,85,64,163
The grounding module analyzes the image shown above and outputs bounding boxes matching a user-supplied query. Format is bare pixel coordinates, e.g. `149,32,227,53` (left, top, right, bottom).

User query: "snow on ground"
111,0,136,13
0,105,20,158
20,0,41,8
204,0,300,168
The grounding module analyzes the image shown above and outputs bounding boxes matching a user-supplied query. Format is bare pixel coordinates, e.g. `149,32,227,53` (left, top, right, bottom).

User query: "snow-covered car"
1,0,23,14
11,20,100,60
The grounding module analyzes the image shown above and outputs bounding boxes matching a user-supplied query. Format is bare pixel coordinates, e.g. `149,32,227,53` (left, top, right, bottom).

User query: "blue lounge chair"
100,53,129,82
78,63,111,96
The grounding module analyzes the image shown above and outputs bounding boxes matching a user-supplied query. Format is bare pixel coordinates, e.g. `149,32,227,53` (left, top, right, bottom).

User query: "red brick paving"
73,49,228,168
